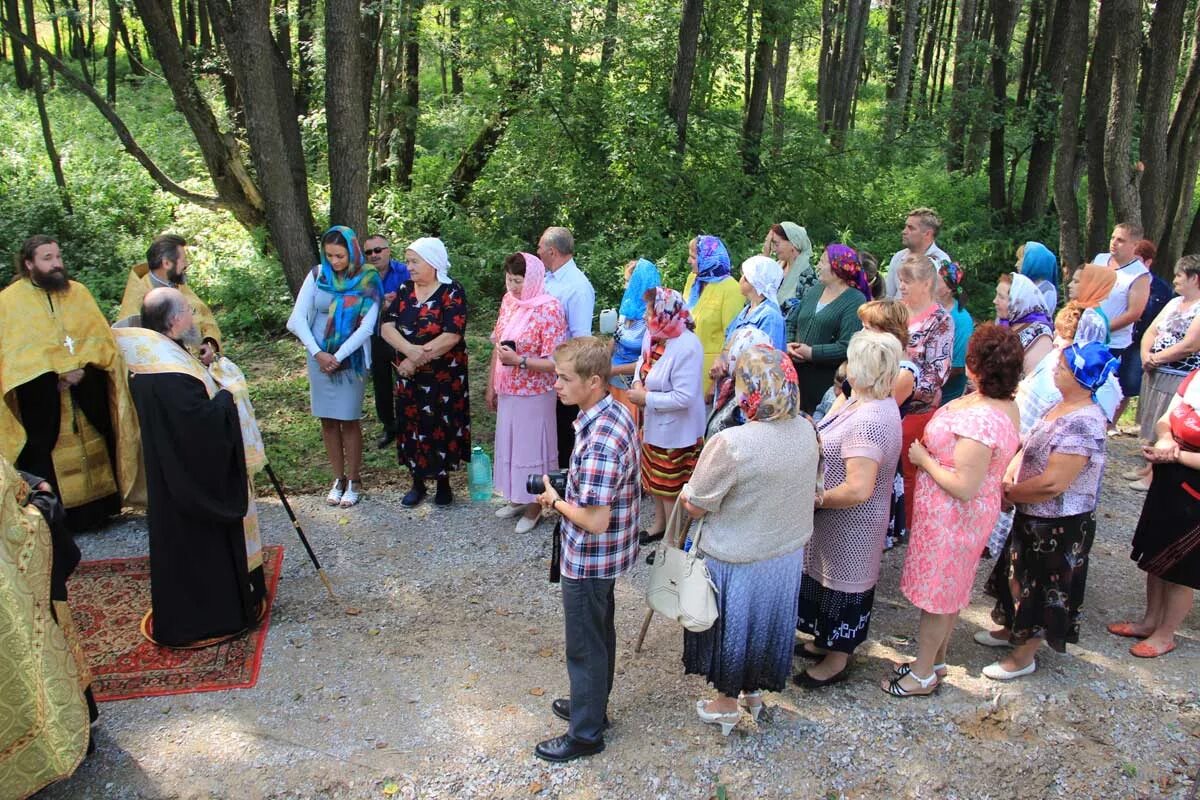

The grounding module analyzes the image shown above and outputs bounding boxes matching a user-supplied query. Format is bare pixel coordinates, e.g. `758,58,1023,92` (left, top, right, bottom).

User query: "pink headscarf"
641,287,694,358
492,252,558,393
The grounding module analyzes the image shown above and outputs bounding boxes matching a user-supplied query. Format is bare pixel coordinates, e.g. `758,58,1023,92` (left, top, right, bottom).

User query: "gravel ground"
35,436,1200,800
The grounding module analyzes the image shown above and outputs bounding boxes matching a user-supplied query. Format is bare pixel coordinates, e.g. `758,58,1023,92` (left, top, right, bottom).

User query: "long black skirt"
1130,461,1200,590
985,511,1096,652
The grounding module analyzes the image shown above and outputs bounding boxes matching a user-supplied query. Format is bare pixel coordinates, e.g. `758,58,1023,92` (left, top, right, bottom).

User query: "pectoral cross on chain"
63,335,75,355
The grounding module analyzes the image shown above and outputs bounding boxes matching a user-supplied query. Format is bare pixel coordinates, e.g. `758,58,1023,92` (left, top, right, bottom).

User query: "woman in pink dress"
883,323,1022,697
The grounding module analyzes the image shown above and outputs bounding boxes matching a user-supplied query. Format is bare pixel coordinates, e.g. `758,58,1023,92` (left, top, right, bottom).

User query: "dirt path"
37,437,1199,800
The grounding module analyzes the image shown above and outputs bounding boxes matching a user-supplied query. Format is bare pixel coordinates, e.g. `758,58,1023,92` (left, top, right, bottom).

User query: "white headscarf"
741,255,784,304
407,237,452,285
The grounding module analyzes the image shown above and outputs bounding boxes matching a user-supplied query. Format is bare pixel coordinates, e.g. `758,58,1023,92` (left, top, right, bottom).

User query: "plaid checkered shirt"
560,393,640,580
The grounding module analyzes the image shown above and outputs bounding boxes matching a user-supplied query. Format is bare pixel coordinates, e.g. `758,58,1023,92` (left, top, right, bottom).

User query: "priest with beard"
0,234,139,530
122,287,264,647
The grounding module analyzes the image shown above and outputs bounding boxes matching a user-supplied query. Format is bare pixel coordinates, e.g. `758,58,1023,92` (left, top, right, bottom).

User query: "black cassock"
130,370,259,647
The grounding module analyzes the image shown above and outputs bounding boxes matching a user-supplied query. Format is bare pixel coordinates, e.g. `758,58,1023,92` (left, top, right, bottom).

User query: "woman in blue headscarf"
286,225,383,508
973,342,1115,681
1018,241,1059,313
683,235,746,396
611,258,662,387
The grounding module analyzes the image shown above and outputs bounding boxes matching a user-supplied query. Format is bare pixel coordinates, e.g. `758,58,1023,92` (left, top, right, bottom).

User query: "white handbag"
645,498,719,632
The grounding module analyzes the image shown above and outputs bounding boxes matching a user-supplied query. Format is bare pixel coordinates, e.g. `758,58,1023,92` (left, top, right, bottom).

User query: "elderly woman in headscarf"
1017,241,1059,313
287,225,382,508
684,236,745,397
763,221,815,313
610,258,661,392
381,237,471,507
725,254,786,350
680,345,820,733
995,272,1056,375
972,342,1115,680
785,244,870,414
706,326,772,437
628,287,706,543
487,252,567,534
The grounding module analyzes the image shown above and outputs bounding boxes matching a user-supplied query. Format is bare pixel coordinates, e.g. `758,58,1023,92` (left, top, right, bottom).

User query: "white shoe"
973,629,1012,648
737,691,763,722
514,514,541,534
339,480,361,508
982,660,1037,680
326,479,345,506
495,503,525,519
1120,467,1146,481
695,700,740,736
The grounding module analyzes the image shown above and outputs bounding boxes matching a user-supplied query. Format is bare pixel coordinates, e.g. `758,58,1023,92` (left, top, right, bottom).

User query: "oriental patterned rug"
65,545,284,702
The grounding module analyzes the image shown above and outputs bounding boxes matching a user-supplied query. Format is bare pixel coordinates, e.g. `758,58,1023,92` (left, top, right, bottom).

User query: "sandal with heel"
737,692,763,722
695,700,740,736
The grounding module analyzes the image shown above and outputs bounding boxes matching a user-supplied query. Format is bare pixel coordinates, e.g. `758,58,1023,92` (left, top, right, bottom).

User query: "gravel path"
36,437,1200,800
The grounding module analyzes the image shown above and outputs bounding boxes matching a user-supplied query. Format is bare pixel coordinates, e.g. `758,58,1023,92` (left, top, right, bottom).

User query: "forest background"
2,0,1199,486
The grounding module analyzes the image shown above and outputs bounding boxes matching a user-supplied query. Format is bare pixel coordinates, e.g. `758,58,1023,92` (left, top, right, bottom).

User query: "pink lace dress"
899,401,1019,614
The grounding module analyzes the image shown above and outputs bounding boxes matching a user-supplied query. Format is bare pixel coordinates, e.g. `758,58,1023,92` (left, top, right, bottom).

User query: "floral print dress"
386,280,471,478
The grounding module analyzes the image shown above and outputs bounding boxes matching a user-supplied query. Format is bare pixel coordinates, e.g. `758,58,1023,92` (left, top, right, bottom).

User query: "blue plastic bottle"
468,446,493,501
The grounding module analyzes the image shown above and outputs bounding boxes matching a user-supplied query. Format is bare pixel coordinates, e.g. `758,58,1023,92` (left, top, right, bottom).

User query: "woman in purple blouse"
973,342,1116,681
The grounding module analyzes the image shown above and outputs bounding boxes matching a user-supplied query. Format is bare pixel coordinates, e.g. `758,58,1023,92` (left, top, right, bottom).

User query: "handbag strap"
663,485,706,556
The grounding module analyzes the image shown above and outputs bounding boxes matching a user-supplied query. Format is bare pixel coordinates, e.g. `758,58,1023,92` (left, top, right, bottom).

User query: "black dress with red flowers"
386,280,471,479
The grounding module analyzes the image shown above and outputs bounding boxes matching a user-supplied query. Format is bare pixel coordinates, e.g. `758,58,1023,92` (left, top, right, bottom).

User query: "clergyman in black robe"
124,288,263,648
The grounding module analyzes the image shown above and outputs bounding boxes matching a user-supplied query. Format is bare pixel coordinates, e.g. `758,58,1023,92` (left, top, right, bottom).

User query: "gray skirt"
1138,370,1185,441
307,354,366,421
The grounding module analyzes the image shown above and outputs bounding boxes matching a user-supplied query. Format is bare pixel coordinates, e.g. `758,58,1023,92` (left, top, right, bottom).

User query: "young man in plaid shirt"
534,336,639,762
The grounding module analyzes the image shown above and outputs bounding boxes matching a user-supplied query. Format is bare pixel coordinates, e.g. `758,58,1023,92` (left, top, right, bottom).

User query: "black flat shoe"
433,484,453,506
791,668,849,689
637,529,665,546
793,642,825,660
401,486,426,507
551,698,610,729
534,733,605,763
375,431,397,449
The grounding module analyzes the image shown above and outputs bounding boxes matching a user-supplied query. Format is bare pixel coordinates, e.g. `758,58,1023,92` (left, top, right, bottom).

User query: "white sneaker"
514,514,541,534
973,629,1012,647
982,660,1037,680
326,479,345,506
339,480,361,508
495,503,525,519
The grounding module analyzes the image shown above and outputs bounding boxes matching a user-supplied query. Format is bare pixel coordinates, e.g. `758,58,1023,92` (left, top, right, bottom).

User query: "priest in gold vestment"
0,235,138,530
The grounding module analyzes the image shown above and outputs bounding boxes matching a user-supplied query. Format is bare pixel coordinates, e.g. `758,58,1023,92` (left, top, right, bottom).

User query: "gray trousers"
561,576,616,744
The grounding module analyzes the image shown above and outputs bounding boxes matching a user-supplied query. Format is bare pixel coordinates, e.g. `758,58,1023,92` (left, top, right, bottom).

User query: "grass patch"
231,313,498,496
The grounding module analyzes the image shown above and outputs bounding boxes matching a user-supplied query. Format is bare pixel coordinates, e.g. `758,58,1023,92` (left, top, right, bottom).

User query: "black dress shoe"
376,430,397,449
793,642,825,659
433,482,453,506
401,485,426,507
791,668,849,689
637,529,665,546
551,698,610,729
534,733,605,763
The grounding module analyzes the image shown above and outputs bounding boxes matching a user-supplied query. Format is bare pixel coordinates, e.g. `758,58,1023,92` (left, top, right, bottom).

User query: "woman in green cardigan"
786,244,870,413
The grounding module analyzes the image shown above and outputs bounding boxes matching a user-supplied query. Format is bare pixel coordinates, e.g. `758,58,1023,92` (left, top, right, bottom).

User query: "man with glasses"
363,234,410,448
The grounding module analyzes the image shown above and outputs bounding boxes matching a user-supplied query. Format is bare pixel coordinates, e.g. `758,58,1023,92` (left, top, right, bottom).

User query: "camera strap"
549,520,561,583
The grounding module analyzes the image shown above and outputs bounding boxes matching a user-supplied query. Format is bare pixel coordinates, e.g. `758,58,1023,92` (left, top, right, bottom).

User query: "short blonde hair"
898,252,938,290
845,329,902,400
907,207,942,236
555,336,612,382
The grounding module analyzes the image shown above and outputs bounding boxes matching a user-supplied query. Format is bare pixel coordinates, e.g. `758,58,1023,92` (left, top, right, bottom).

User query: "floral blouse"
903,304,954,416
1150,297,1200,375
490,297,567,395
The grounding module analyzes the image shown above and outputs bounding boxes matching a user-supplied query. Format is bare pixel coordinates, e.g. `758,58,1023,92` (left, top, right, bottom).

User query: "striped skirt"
641,438,703,497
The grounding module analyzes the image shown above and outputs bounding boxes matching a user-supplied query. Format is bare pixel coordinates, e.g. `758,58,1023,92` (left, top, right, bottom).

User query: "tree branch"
5,24,227,211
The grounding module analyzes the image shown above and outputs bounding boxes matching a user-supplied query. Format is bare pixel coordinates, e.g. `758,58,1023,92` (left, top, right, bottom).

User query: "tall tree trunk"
963,0,992,171
294,0,314,113
442,74,530,215
273,0,290,69
449,3,462,94
917,0,942,114
599,0,618,79
325,0,367,235
817,0,839,128
22,0,71,211
197,0,211,50
1083,0,1117,256
560,10,575,97
742,0,780,173
743,0,754,111
1137,0,1187,243
831,0,868,146
104,0,116,101
5,0,32,89
887,0,923,137
370,1,397,186
1013,0,1041,109
934,0,955,107
986,0,1017,213
396,0,421,189
1104,0,1142,228
1158,5,1200,268
208,0,316,294
1018,0,1063,222
667,0,703,153
1052,0,1088,268
769,6,791,154
116,5,147,74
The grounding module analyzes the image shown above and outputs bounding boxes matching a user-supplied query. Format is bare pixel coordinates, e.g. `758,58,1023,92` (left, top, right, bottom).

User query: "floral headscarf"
826,244,872,298
643,287,694,356
1002,272,1053,328
713,326,771,408
741,255,784,304
619,258,661,320
938,258,965,303
1063,342,1119,397
734,344,800,422
688,235,732,307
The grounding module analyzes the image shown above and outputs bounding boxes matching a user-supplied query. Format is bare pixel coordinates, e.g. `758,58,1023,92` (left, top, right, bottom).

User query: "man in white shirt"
538,226,597,466
883,208,951,299
1093,222,1151,426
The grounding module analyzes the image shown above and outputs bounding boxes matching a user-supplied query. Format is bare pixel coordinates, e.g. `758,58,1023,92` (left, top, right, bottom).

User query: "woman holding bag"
679,345,820,734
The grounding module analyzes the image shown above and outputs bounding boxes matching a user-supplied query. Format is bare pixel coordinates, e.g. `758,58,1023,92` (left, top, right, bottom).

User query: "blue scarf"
315,226,381,381
620,258,661,319
688,235,732,308
1063,342,1118,397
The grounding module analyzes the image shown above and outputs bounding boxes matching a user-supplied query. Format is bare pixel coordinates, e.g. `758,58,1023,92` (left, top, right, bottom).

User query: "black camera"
527,470,567,496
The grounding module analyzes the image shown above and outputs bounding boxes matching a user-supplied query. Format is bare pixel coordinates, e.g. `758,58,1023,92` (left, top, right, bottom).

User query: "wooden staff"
263,463,337,601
